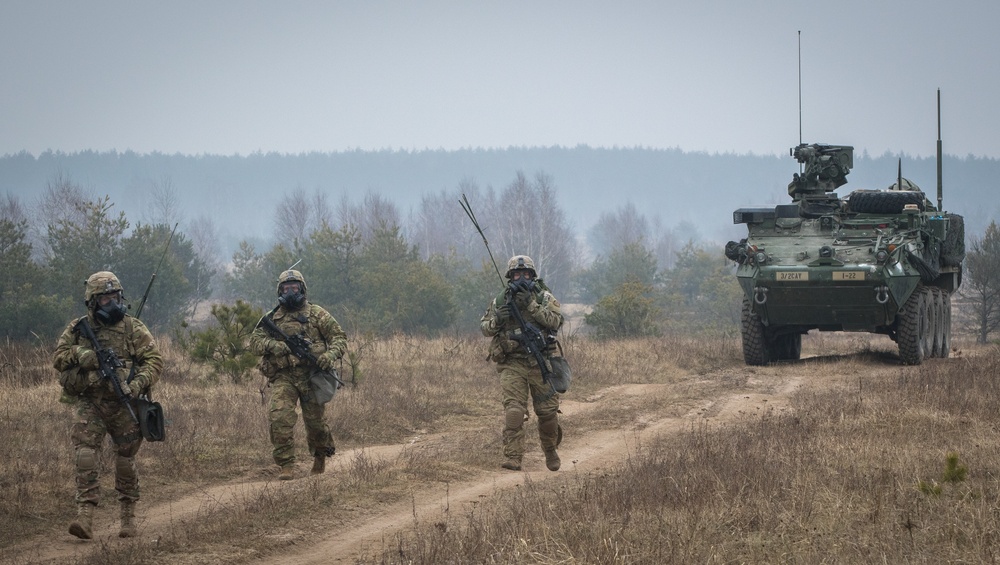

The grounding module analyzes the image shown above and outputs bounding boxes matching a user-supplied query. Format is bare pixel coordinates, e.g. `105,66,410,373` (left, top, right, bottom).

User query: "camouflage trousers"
497,357,561,459
268,371,335,467
70,394,143,505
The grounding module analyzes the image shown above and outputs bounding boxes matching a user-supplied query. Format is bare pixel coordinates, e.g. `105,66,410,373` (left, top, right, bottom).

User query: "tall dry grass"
376,338,1000,564
7,329,992,563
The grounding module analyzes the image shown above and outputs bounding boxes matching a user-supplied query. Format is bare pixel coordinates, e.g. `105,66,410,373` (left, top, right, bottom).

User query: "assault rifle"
75,317,139,425
257,308,345,388
505,283,555,385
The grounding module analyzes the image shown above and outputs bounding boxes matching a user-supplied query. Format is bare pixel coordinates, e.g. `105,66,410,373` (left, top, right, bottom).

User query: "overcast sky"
2,1,998,159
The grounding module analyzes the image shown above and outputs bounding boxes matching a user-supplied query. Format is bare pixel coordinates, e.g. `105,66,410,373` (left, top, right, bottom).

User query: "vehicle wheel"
741,296,770,366
928,287,941,358
848,190,926,214
940,214,966,267
897,286,929,365
939,289,952,358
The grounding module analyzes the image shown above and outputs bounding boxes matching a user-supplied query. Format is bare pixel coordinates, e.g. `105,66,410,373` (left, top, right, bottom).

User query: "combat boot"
68,502,95,540
501,456,522,471
544,449,561,471
311,455,325,475
278,464,295,480
119,500,137,538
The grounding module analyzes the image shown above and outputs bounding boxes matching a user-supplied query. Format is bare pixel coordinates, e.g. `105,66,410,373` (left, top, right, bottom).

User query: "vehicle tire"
939,289,951,358
940,213,966,267
741,296,770,366
897,286,929,365
929,287,943,358
848,190,926,214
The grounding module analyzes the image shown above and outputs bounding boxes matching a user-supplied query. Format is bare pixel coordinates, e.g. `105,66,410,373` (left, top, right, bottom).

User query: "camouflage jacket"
53,313,163,400
480,280,563,364
248,302,347,379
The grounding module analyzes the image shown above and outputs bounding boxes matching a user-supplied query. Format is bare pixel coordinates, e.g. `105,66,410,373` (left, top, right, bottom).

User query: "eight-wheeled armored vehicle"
726,143,964,365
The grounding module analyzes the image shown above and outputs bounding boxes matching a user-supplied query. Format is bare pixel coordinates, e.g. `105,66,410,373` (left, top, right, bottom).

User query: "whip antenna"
798,30,802,147
459,193,505,287
135,222,178,319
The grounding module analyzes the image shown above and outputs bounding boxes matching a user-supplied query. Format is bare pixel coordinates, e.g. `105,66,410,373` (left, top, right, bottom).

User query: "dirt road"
6,362,828,564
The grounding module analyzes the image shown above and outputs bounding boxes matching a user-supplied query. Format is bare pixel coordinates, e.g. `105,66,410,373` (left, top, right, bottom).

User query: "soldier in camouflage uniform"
52,271,163,540
481,255,564,472
248,269,347,480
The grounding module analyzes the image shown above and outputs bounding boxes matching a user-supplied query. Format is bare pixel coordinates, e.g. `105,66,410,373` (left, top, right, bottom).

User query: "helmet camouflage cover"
505,255,536,278
276,269,307,294
84,271,124,303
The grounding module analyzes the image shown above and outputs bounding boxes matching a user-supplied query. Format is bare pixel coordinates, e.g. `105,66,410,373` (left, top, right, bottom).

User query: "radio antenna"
459,193,506,288
936,89,943,210
798,30,803,147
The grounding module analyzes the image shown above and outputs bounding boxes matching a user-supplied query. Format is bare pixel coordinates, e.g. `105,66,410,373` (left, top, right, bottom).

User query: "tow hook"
875,286,889,304
754,286,769,305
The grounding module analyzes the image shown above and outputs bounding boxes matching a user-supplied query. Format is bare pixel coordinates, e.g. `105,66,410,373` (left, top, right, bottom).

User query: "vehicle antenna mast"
937,89,943,210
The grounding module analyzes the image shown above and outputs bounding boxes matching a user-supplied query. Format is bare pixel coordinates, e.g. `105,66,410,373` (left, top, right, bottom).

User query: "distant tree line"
0,168,747,346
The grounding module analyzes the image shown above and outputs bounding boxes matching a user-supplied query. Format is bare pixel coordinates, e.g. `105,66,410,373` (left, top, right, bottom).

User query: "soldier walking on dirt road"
249,269,347,480
480,255,565,472
53,271,163,539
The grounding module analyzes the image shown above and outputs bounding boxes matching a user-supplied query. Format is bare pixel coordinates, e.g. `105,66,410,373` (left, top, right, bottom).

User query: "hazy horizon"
3,1,999,159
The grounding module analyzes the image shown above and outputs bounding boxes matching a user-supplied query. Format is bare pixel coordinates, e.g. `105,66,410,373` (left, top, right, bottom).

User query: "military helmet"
505,255,536,279
84,271,124,304
276,269,307,295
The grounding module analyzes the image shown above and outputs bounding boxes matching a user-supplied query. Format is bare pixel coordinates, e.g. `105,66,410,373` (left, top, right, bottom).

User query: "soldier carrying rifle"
480,255,566,472
53,271,163,539
249,269,347,481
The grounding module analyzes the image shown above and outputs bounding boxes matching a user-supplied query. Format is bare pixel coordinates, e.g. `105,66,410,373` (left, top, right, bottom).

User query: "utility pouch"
137,395,166,442
309,369,339,405
59,367,88,396
258,356,278,379
547,341,572,394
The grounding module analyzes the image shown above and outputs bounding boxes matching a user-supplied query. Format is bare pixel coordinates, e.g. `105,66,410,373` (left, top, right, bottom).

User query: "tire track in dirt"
253,370,813,564
7,365,819,564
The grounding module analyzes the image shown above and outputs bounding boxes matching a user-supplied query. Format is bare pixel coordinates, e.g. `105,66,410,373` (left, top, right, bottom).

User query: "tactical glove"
77,347,100,370
495,303,512,323
109,378,133,397
268,340,292,356
317,351,338,372
513,290,532,310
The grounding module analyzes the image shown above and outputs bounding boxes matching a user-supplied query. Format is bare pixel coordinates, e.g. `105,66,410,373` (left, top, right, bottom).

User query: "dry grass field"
2,331,998,564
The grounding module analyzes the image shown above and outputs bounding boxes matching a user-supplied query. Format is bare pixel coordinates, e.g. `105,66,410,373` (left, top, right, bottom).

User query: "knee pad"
537,412,559,436
116,455,136,477
504,406,527,430
76,447,97,473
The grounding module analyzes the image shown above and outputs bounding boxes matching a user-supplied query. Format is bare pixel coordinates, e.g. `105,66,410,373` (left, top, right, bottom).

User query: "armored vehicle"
726,143,964,365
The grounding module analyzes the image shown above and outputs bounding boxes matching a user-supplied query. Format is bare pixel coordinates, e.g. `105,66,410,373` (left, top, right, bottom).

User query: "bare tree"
1,193,27,224
588,202,651,256
145,175,183,227
409,178,483,261
962,220,1000,343
310,191,332,231
487,171,577,292
274,187,312,248
363,191,401,240
32,173,91,262
188,215,222,270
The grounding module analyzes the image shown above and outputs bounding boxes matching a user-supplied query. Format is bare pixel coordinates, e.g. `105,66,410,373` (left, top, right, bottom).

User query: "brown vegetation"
2,332,999,563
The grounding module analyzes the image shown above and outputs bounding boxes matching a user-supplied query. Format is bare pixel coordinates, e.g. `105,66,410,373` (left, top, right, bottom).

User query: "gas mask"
278,283,306,310
95,292,127,324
